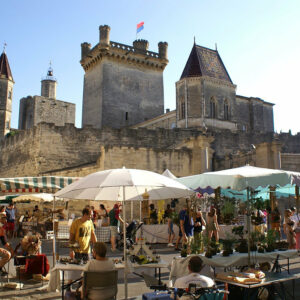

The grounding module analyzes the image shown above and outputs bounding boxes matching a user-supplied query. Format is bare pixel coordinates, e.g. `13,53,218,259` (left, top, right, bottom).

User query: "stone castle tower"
0,49,14,136
81,25,168,129
19,66,75,130
41,64,57,99
176,44,274,133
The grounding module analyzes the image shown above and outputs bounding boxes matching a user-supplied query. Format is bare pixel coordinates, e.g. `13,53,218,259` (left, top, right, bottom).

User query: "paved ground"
0,239,299,299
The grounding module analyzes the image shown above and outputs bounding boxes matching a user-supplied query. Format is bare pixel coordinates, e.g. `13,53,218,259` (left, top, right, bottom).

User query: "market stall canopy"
0,176,79,195
162,169,177,179
13,193,55,202
177,165,300,191
55,168,193,201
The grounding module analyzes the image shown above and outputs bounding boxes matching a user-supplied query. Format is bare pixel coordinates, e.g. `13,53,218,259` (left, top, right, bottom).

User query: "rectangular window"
125,112,128,121
8,90,12,99
181,102,185,119
210,102,216,118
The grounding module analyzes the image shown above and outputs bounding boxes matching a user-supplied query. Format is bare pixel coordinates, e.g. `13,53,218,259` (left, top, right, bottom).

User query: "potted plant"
180,244,188,257
221,200,235,225
265,229,277,252
221,234,236,256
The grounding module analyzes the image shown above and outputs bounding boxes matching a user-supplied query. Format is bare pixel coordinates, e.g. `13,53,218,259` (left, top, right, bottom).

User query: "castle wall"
0,123,204,177
43,145,193,178
278,132,300,153
281,153,300,172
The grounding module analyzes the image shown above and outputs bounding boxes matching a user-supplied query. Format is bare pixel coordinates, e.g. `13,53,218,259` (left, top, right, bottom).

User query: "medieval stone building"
0,24,300,179
0,50,14,137
18,66,75,130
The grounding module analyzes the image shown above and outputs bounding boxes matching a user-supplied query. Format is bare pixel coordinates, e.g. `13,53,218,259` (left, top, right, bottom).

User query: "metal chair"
83,270,118,300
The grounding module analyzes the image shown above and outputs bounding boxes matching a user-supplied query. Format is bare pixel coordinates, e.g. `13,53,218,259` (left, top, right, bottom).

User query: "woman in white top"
98,204,108,226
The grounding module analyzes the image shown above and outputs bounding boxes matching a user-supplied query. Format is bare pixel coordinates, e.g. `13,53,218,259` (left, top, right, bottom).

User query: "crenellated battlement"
80,25,168,72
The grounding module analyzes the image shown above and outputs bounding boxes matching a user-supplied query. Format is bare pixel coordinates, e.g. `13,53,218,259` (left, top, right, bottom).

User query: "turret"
41,64,57,99
81,42,92,60
158,42,168,60
99,25,111,50
133,39,149,52
0,47,14,136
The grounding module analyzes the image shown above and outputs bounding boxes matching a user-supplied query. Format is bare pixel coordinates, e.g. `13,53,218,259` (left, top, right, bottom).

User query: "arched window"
210,97,216,118
224,100,230,120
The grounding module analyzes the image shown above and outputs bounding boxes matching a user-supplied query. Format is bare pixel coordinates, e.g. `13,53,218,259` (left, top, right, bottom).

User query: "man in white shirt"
174,256,215,289
79,242,116,300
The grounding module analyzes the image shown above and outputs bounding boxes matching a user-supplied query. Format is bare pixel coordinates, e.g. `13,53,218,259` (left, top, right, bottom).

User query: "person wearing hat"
0,213,14,276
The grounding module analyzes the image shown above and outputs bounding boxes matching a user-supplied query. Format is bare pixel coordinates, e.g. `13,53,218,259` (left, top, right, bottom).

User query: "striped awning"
0,176,79,195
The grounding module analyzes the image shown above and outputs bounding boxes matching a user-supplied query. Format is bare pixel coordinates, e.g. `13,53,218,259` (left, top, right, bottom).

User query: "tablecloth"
47,260,169,292
169,250,298,284
57,225,111,242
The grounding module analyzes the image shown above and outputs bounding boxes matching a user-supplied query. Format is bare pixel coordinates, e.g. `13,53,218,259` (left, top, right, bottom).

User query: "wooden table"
169,250,298,285
215,272,300,300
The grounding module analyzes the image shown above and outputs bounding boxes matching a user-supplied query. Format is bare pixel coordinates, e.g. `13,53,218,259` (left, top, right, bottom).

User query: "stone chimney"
99,25,111,50
133,39,149,52
158,42,168,60
81,42,91,60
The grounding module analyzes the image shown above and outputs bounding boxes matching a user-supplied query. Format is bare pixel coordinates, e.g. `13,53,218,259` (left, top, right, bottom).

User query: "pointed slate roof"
0,51,13,81
180,44,232,83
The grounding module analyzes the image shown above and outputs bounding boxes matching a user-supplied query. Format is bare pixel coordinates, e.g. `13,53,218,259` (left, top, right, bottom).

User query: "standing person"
0,213,14,276
149,204,158,224
207,207,219,242
270,207,281,239
175,203,194,250
90,206,98,226
108,204,125,251
284,209,296,249
98,204,108,226
5,203,15,239
165,204,175,247
69,207,97,262
291,207,300,249
194,208,206,250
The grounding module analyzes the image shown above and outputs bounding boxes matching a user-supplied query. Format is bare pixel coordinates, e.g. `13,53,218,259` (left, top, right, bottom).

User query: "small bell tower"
41,62,57,99
0,44,14,137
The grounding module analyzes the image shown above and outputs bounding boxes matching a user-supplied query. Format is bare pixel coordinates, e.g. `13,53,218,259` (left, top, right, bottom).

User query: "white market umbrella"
162,169,177,179
55,168,193,299
13,193,55,203
177,165,292,191
177,165,297,266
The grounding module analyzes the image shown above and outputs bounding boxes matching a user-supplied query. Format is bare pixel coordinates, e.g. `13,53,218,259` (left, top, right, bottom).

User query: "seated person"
80,242,116,300
174,256,214,289
0,213,14,276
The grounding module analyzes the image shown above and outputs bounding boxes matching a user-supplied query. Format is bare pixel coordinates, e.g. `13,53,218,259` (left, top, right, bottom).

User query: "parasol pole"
123,186,128,300
53,196,56,267
131,200,133,220
247,187,251,267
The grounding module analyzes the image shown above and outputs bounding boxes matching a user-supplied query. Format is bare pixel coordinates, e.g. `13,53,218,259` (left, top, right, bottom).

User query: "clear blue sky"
1,0,300,133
